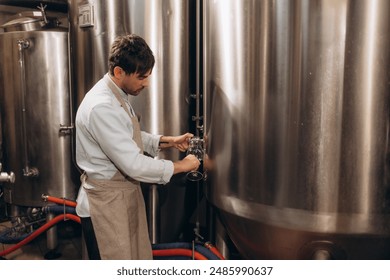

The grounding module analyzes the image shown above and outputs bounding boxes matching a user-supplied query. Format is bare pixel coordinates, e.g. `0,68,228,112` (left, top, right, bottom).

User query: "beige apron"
82,76,152,260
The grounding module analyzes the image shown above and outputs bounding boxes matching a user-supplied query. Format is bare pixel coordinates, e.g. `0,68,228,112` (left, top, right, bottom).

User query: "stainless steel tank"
203,0,390,259
68,0,196,242
0,12,78,207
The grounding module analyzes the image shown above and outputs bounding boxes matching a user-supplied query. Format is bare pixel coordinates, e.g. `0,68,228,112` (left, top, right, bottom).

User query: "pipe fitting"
0,163,15,183
23,167,39,177
0,172,15,183
17,39,30,50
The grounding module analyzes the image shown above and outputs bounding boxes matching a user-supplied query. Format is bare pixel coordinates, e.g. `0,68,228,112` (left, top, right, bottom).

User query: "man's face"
120,69,152,96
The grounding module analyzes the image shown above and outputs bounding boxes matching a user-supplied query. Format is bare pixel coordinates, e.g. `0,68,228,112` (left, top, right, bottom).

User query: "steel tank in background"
0,12,78,207
203,0,390,259
68,0,196,243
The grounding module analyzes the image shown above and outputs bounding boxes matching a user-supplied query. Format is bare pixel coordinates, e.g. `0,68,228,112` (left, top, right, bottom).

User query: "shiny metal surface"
0,28,78,207
203,0,390,259
0,5,32,32
68,0,196,242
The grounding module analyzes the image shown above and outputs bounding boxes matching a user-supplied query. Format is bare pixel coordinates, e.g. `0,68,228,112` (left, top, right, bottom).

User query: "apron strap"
103,75,144,155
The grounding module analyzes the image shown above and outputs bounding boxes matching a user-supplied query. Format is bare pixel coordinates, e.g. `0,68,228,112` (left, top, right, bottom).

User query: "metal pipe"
147,185,160,244
194,0,203,135
45,212,57,251
17,39,39,178
63,27,80,175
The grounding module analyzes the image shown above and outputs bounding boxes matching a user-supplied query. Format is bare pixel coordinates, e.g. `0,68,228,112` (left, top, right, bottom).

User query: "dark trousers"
80,217,101,260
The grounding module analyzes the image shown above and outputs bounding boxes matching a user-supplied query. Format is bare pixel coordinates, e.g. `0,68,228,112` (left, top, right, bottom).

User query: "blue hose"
42,205,77,215
152,242,222,260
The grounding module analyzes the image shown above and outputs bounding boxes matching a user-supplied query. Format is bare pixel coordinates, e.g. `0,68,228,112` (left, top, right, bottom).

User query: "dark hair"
108,34,155,76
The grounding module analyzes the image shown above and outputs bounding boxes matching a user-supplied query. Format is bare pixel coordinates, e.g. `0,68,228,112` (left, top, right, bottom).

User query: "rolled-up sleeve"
141,131,161,157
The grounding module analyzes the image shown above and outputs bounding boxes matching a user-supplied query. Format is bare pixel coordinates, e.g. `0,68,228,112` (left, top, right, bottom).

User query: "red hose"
3,195,222,260
152,248,208,260
42,195,77,208
0,214,80,257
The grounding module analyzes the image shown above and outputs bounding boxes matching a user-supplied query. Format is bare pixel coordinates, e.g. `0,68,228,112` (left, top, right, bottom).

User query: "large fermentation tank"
203,0,390,259
68,0,196,242
0,13,78,207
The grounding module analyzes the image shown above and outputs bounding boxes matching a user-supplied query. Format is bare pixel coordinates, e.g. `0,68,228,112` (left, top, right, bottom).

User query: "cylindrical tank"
0,13,78,207
68,0,196,242
203,0,390,259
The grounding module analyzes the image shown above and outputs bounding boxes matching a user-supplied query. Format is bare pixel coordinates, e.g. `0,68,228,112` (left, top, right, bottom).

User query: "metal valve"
0,163,15,183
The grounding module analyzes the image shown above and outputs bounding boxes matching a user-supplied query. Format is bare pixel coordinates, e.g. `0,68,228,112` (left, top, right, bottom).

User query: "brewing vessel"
203,0,390,259
0,12,78,207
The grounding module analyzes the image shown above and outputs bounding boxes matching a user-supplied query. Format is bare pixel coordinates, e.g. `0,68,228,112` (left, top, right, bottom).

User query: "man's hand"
172,133,193,152
159,133,194,152
173,154,200,174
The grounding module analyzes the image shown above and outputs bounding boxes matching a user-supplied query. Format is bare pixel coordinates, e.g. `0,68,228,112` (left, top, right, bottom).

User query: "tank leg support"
44,212,61,259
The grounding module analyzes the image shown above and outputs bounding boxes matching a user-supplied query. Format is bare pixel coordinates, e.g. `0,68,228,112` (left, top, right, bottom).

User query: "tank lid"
0,11,59,32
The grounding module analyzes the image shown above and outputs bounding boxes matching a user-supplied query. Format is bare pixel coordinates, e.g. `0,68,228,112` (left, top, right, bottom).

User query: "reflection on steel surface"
203,0,390,259
0,27,77,206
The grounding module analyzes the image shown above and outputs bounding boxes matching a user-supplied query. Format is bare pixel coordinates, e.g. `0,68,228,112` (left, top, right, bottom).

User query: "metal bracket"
59,124,74,135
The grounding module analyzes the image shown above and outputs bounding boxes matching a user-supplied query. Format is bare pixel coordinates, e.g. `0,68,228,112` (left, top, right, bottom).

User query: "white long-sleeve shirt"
75,74,174,217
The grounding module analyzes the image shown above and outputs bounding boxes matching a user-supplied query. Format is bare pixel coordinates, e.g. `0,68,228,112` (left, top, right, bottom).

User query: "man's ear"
113,66,124,78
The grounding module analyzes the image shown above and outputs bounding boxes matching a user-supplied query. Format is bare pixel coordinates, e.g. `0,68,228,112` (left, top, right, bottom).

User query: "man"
75,34,200,260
